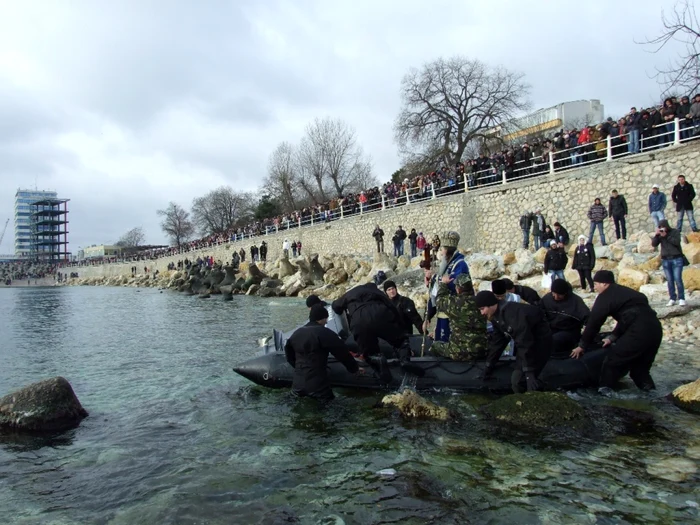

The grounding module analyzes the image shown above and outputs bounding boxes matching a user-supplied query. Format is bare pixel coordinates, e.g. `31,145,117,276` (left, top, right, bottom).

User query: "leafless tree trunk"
191,186,252,235
115,226,145,247
297,133,327,203
638,0,700,97
264,142,299,212
157,202,194,247
394,56,531,166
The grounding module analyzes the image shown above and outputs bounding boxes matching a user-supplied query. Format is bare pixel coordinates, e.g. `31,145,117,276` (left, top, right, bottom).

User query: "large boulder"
0,377,88,432
684,242,700,264
247,264,267,286
396,254,412,271
669,378,700,414
683,267,700,292
503,252,516,265
323,268,349,286
533,247,548,264
482,392,587,430
637,234,655,254
467,254,502,280
595,245,613,259
246,284,260,296
618,267,649,291
508,249,539,279
381,390,449,420
219,266,238,287
278,258,297,279
686,232,700,244
306,254,326,281
372,253,398,273
639,284,671,303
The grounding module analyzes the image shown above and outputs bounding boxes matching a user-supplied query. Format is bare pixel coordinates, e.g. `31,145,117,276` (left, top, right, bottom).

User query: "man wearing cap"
648,184,667,228
475,291,552,393
426,231,471,342
570,270,662,393
491,279,520,357
284,304,362,400
501,278,541,306
543,239,568,281
539,280,590,359
430,273,488,361
306,294,348,339
383,280,424,335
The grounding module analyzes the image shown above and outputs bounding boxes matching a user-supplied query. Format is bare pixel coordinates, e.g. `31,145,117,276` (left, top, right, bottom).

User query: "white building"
490,99,606,143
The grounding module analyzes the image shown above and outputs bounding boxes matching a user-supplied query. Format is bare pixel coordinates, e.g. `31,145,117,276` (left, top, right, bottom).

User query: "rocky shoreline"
60,230,700,344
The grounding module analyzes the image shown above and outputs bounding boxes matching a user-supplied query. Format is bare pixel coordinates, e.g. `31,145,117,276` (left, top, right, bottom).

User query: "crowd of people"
0,260,56,285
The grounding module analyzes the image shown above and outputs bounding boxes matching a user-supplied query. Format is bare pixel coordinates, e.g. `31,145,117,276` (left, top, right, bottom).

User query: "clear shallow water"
0,287,698,525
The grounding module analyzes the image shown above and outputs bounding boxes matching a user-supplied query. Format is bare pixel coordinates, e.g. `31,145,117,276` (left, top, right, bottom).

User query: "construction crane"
0,218,9,248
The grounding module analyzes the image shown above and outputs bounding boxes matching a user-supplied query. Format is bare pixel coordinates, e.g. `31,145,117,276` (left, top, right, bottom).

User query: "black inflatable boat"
234,322,609,393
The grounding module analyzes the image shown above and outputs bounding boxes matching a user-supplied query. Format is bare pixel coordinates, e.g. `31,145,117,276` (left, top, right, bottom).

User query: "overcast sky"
0,0,682,251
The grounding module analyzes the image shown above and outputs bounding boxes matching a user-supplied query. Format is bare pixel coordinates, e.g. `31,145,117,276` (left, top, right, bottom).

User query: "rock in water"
482,392,587,429
670,378,700,414
0,377,88,432
381,390,448,420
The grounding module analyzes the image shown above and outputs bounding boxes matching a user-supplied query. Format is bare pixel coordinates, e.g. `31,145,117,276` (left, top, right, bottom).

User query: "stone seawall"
74,141,700,279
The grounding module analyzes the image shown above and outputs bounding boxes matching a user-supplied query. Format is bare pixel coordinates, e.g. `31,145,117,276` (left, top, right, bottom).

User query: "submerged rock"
670,378,700,414
646,457,698,482
0,377,88,432
482,392,587,430
381,390,449,420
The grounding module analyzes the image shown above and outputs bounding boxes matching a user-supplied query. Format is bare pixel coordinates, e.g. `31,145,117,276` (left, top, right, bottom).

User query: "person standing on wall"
519,211,533,249
608,189,628,241
587,198,608,245
408,228,418,258
572,235,596,292
372,225,385,253
672,175,698,233
652,219,687,306
531,209,546,251
648,184,667,228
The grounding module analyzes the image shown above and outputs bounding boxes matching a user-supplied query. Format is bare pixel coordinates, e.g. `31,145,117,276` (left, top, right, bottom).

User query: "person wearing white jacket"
282,239,290,258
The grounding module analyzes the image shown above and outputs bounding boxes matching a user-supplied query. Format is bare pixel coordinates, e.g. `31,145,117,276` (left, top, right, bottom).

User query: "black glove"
525,373,542,392
479,366,495,381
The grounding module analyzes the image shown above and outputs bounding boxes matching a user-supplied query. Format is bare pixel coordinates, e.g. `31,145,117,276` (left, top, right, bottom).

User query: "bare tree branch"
263,142,300,212
638,0,700,97
191,186,252,235
115,226,145,248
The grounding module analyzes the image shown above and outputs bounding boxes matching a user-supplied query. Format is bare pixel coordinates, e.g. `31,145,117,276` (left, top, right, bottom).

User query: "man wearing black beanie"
284,304,361,400
383,280,424,335
570,270,662,394
539,280,590,359
502,278,541,305
475,291,552,393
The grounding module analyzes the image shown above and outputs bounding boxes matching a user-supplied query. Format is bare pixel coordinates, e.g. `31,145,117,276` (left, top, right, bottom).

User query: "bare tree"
296,133,328,203
263,142,300,212
306,117,377,196
191,186,252,235
115,226,145,247
157,202,194,247
394,56,531,166
639,0,700,97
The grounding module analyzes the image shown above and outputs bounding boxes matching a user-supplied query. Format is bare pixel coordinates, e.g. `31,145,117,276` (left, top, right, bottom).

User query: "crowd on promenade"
57,94,700,269
0,260,56,285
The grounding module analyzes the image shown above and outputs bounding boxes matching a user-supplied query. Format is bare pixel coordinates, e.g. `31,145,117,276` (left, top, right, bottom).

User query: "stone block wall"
73,142,700,279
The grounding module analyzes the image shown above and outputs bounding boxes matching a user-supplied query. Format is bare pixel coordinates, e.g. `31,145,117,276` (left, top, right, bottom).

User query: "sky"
0,0,683,252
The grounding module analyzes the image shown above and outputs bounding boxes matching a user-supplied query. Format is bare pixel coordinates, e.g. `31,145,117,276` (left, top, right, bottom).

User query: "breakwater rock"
0,377,88,432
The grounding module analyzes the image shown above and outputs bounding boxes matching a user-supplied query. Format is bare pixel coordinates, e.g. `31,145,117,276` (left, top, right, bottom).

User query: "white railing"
60,117,699,269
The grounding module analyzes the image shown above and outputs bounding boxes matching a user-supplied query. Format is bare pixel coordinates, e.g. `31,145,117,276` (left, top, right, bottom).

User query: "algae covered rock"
670,378,700,414
0,377,88,432
482,391,587,429
381,390,449,420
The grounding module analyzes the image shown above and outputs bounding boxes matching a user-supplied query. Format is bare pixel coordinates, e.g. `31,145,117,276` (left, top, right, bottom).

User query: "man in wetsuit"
331,282,414,368
570,270,662,394
539,279,590,359
382,280,424,335
501,278,541,306
284,304,361,400
305,294,347,339
475,291,552,393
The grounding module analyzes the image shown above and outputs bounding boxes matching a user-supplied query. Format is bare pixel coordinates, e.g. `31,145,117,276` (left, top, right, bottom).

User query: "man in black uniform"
383,280,424,335
284,304,361,400
570,270,662,393
331,282,414,366
540,279,590,358
501,278,541,305
475,291,552,393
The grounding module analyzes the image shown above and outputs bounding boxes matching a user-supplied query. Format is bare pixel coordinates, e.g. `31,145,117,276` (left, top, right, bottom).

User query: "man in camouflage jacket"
430,273,489,361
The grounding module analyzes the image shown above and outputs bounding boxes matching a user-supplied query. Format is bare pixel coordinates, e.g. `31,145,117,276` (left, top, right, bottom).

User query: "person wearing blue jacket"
648,184,667,228
426,231,470,342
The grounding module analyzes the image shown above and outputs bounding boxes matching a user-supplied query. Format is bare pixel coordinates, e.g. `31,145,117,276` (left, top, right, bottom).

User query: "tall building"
15,189,57,256
14,189,71,261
